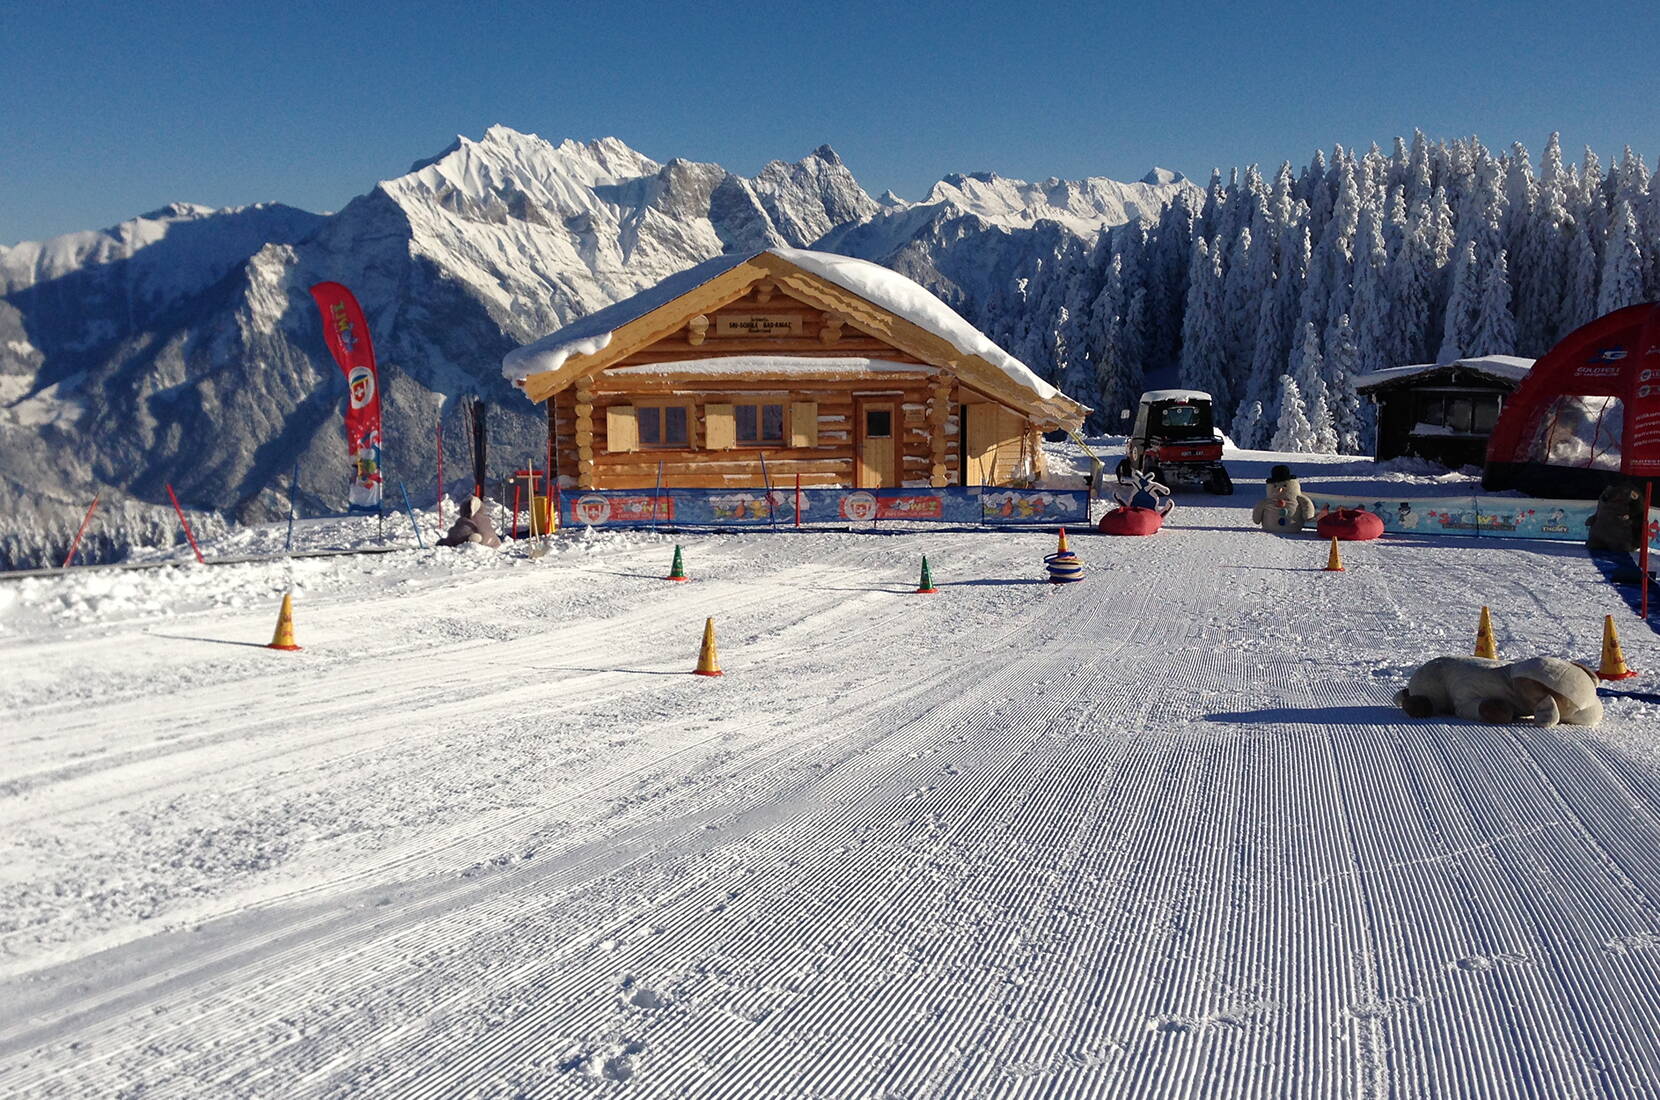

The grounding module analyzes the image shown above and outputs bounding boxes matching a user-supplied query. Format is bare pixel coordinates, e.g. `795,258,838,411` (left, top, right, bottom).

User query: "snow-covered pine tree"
1438,240,1482,363
1516,133,1570,354
1646,172,1660,300
1179,237,1230,407
1470,250,1517,356
1271,374,1318,453
1292,322,1338,452
1390,210,1436,365
1350,200,1394,375
1562,217,1602,334
1324,313,1365,452
1233,400,1264,450
1597,200,1647,315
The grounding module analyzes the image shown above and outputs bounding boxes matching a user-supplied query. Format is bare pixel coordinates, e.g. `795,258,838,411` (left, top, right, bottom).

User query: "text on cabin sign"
716,313,802,337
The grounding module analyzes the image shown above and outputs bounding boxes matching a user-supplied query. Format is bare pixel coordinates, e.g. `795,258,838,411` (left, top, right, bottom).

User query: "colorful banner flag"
309,282,384,512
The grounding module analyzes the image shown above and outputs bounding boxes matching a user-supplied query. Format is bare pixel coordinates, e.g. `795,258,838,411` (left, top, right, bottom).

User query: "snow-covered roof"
1138,388,1213,403
607,356,928,377
501,247,1065,408
1354,355,1535,392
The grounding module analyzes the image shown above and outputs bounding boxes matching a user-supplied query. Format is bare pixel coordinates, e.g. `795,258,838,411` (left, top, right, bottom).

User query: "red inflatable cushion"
1317,508,1384,541
1099,506,1164,536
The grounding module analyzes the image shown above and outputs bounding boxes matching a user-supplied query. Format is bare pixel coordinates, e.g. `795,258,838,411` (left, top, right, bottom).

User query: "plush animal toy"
1395,655,1603,727
1251,464,1316,534
437,496,502,548
1586,480,1644,552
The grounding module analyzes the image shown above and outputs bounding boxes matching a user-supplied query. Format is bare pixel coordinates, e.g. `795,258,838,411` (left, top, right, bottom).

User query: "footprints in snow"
560,975,668,1082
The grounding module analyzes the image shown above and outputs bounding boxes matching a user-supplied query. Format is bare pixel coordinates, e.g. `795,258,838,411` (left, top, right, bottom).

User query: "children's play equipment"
1117,390,1234,495
1322,537,1345,572
1474,606,1497,659
1598,615,1637,680
916,556,938,594
1316,507,1384,541
1044,528,1085,584
1253,465,1317,534
1484,301,1660,498
667,544,689,581
268,593,302,651
1099,470,1173,535
694,617,723,676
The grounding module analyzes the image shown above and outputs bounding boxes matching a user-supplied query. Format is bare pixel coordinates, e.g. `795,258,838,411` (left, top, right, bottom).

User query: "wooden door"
963,404,1003,486
854,399,898,488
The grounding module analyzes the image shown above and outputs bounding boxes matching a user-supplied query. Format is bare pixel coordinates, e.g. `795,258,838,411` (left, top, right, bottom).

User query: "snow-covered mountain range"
0,125,1192,566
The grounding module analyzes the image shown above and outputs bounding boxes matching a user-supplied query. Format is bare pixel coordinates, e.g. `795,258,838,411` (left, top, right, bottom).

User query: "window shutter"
790,401,819,448
606,405,639,452
704,404,736,450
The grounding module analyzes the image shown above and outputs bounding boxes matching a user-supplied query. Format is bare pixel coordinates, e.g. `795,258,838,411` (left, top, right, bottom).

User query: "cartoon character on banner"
1542,507,1570,534
1397,502,1419,529
1112,471,1175,516
348,428,383,511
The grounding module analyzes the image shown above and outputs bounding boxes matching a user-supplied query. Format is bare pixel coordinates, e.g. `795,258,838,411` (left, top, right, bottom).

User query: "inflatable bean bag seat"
1317,507,1384,541
1099,506,1164,536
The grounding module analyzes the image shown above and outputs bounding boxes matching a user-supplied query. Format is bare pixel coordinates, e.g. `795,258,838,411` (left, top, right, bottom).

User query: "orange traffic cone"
1323,537,1345,572
693,617,723,677
1597,614,1638,680
1473,606,1497,660
268,592,302,651
1055,527,1071,555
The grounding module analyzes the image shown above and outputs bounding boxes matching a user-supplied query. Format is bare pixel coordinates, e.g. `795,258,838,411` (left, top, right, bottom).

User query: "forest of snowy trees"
975,133,1660,454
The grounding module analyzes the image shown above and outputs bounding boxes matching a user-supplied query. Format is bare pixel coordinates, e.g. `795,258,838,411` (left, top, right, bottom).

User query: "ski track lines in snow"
3,517,1660,1097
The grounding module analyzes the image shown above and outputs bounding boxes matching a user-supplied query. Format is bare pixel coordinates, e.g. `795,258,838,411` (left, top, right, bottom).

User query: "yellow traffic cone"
1597,614,1638,680
693,617,723,677
1474,606,1497,660
1055,527,1071,555
1323,537,1345,572
268,592,302,651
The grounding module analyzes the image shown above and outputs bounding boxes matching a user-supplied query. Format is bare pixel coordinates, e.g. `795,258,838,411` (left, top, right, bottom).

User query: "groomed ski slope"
2,451,1660,1098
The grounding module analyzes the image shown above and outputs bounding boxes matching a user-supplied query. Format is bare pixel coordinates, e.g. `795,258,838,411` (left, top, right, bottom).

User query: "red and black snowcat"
1117,389,1234,494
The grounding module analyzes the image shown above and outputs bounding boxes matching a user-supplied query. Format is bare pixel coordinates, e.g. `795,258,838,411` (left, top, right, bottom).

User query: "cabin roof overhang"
505,250,1088,432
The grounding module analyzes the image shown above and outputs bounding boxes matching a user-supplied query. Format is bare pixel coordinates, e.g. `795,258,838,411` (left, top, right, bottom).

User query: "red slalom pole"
62,495,100,567
166,483,206,564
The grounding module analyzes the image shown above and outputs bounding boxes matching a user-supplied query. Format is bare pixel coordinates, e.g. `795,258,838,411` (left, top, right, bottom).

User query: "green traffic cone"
916,555,938,594
667,544,689,581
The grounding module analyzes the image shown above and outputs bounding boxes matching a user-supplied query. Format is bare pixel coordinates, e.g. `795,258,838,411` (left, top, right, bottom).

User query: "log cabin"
501,248,1088,490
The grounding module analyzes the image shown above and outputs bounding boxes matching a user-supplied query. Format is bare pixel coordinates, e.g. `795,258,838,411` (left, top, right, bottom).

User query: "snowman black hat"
1267,464,1294,482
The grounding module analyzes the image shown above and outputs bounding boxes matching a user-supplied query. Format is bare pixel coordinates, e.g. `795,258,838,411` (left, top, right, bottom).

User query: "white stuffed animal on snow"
1395,655,1603,727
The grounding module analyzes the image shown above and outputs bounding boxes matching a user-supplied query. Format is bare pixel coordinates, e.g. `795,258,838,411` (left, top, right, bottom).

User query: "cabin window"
1411,391,1502,436
637,403,690,448
735,403,785,445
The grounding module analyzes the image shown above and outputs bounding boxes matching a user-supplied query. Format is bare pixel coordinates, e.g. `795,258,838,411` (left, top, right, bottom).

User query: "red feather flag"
309,282,384,512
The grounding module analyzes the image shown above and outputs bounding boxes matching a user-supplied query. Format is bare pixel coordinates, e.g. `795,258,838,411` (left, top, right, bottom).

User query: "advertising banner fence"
1305,494,1604,542
558,487,1091,529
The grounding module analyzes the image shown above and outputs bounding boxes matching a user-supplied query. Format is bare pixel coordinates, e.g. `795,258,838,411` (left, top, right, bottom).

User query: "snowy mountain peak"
1141,167,1186,186
915,168,1198,236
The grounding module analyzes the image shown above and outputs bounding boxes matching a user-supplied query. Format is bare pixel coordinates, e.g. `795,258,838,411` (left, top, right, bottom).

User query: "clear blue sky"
3,0,1658,246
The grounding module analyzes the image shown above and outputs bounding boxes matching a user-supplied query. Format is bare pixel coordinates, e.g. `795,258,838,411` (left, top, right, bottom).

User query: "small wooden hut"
501,248,1088,490
1354,355,1533,468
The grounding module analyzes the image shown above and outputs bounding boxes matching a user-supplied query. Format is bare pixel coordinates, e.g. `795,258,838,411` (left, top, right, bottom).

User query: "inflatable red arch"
1484,301,1660,498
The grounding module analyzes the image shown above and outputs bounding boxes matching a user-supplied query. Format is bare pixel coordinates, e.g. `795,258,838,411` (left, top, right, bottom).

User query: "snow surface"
3,442,1659,1097
502,247,1069,411
607,356,925,377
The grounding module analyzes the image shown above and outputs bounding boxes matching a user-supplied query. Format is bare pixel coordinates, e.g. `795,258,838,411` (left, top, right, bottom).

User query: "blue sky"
3,0,1658,245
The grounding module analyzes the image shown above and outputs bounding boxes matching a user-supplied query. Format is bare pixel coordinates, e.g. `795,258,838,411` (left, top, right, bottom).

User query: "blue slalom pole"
398,480,426,548
285,461,300,553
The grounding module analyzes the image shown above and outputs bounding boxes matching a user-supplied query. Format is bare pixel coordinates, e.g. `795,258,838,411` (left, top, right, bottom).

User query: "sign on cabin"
716,313,802,337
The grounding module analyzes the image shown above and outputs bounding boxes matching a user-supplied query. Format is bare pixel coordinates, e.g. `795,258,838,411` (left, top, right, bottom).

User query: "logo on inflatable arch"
1590,346,1628,363
572,494,611,525
347,365,376,409
840,491,878,522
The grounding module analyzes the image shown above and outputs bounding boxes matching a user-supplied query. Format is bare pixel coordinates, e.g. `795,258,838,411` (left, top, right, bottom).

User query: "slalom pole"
795,473,802,529
436,411,444,528
165,483,206,564
759,451,778,532
62,494,100,567
653,460,663,533
285,461,300,553
1644,481,1653,621
398,480,425,548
